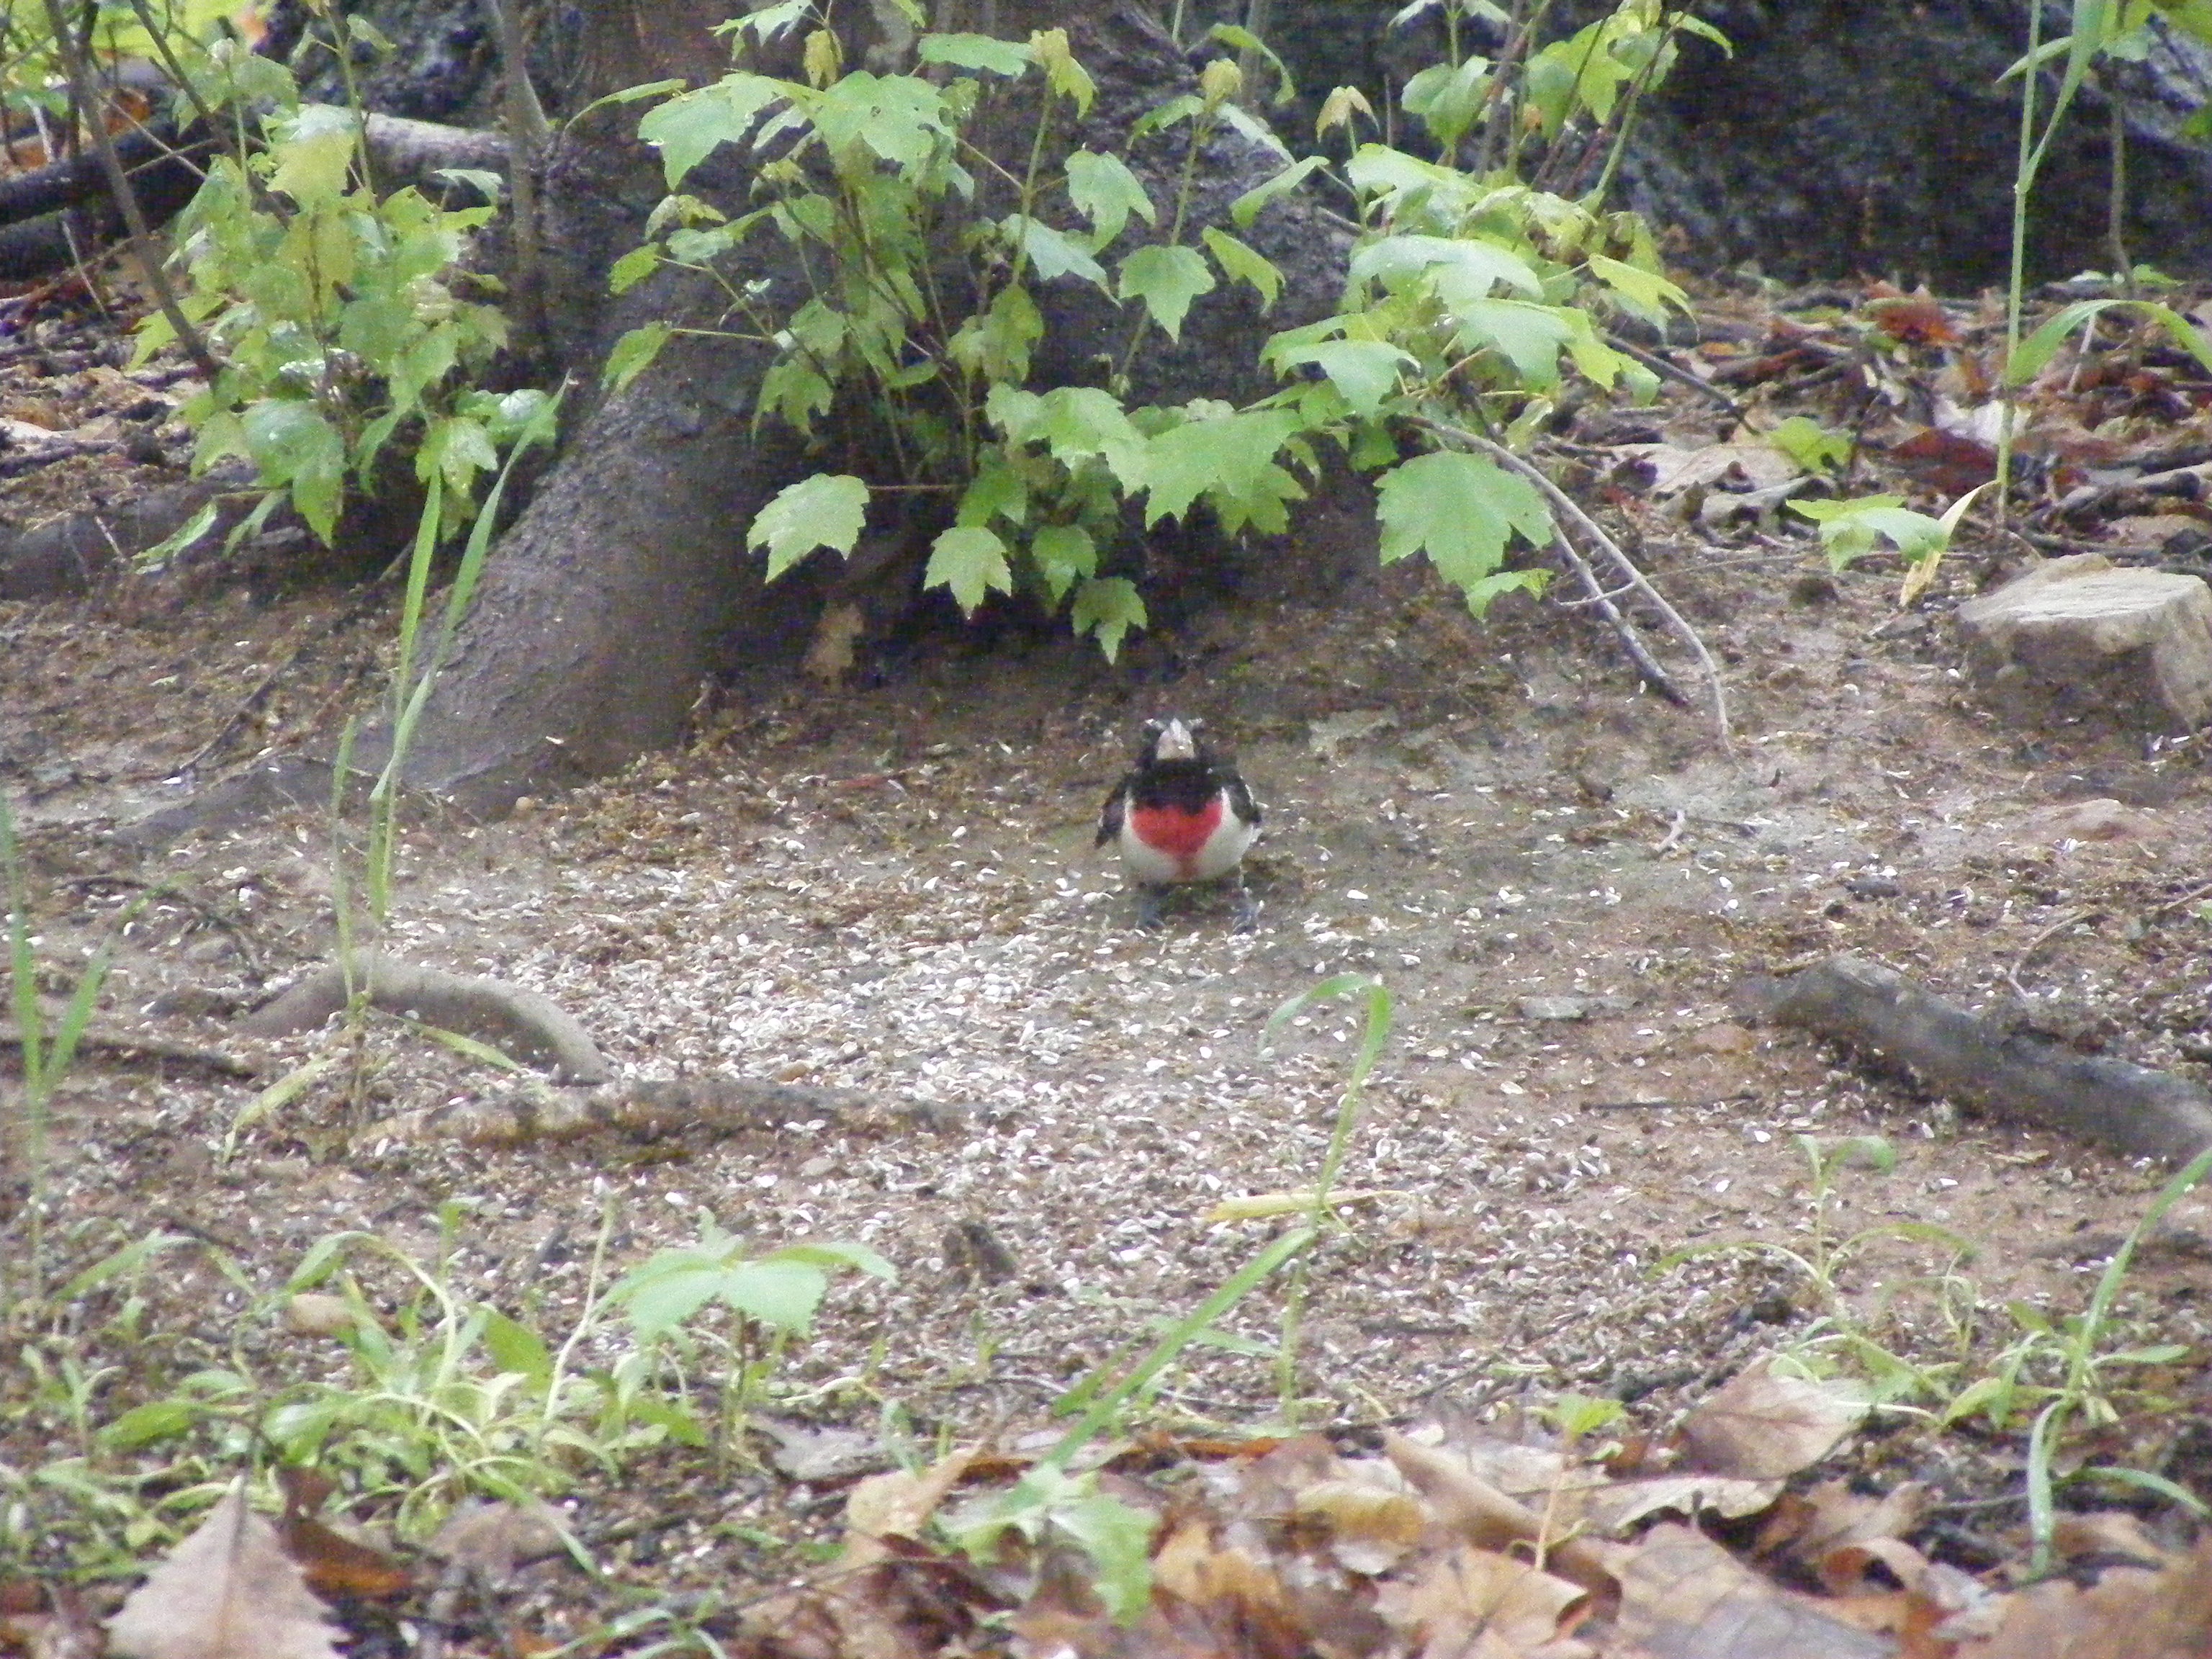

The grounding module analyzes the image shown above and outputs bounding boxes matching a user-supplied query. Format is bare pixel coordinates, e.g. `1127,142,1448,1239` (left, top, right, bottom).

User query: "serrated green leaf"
603,321,672,392
266,104,360,203
918,32,1032,74
1375,450,1552,607
1350,233,1543,300
1230,155,1326,230
984,384,1045,442
608,245,661,295
1065,150,1156,248
1401,53,1491,150
811,71,951,170
1005,215,1108,287
1766,415,1852,475
1265,338,1415,417
1216,102,1292,161
958,455,1028,526
1029,387,1148,487
1132,92,1203,140
1142,408,1305,533
927,525,1014,611
1032,523,1097,603
1201,226,1282,310
1587,253,1689,323
1118,243,1215,340
757,356,835,431
241,401,345,543
1208,22,1297,103
1070,575,1146,660
1053,1487,1157,1622
637,74,788,188
717,1258,830,1333
1789,494,1950,570
957,282,1043,384
1033,29,1095,114
750,473,870,579
1449,298,1575,386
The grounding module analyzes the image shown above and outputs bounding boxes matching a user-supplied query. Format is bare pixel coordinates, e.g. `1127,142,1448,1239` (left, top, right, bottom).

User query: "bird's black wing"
1223,771,1261,828
1096,775,1133,847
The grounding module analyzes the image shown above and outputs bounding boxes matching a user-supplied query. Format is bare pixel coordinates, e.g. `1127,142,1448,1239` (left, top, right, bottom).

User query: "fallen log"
1734,953,2212,1165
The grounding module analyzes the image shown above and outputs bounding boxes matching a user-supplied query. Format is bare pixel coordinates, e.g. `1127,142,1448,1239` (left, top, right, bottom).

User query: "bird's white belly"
1118,810,1256,884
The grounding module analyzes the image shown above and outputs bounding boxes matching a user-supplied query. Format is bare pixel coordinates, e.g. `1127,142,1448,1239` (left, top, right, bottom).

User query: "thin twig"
1542,515,1688,704
482,0,549,352
1421,418,1733,748
0,1022,257,1077
1602,330,1745,421
2148,878,2212,920
121,0,220,135
39,0,223,382
2005,907,2102,1000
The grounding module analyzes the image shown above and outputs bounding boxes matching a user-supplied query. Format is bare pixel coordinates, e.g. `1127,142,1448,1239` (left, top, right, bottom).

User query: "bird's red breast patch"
1130,797,1223,865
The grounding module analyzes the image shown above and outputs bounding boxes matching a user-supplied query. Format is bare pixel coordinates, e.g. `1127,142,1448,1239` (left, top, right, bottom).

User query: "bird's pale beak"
1153,719,1197,761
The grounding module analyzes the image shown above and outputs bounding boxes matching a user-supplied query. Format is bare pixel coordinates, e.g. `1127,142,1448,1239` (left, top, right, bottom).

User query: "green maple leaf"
1375,451,1552,613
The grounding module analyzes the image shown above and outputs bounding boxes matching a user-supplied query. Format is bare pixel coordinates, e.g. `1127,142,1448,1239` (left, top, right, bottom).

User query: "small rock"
283,1292,357,1337
1517,994,1592,1022
2023,798,2168,845
1308,710,1397,762
1687,1022,1754,1055
1956,553,2212,731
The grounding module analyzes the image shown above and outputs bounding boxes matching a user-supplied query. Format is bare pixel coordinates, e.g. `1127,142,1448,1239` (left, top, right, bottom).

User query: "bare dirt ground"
4,290,2212,1632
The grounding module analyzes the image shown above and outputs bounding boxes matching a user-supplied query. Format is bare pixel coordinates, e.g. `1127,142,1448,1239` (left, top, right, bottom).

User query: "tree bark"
388,0,1356,813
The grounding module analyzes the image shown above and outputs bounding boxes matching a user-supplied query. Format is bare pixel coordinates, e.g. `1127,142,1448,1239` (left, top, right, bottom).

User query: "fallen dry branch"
0,1022,256,1078
368,1076,971,1147
240,955,607,1084
1736,953,2212,1164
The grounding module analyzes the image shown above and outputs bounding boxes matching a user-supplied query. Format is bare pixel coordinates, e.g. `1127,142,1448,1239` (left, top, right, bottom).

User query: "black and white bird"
1096,716,1262,929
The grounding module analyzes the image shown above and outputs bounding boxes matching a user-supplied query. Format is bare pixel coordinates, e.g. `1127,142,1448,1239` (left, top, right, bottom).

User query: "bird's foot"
1133,885,1167,930
1231,878,1261,933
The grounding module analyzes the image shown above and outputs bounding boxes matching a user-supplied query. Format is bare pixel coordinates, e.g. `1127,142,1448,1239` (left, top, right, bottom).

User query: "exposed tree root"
240,955,609,1084
1735,953,2212,1165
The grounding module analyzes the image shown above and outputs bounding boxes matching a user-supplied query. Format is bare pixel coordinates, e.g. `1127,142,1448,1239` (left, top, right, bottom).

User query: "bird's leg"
1133,883,1167,930
1229,872,1260,932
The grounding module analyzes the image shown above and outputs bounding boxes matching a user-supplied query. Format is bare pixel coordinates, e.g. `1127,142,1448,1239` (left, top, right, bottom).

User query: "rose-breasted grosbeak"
1096,716,1262,929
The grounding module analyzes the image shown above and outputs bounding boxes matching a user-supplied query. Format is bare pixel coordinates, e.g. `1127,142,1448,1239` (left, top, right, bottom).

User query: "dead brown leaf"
1614,1523,1893,1659
1758,1478,1931,1572
1375,1544,1589,1656
1678,1359,1866,1480
273,1466,411,1603
842,1449,978,1570
1581,1474,1781,1536
1948,1535,2212,1659
1292,1474,1427,1575
0,1581,101,1659
426,1498,569,1585
1384,1431,1616,1596
1864,292,1961,349
106,1486,343,1659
